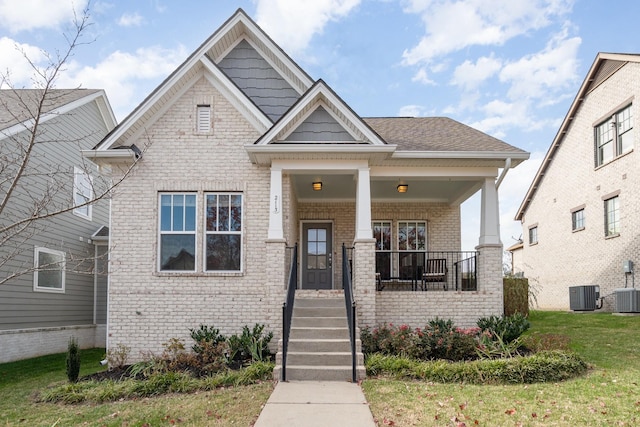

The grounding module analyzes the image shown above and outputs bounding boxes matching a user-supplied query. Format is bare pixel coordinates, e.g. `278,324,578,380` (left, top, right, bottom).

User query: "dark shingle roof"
364,117,525,153
0,89,100,131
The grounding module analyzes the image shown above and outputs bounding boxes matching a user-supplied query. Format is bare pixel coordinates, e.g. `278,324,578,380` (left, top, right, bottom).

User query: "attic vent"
197,104,211,133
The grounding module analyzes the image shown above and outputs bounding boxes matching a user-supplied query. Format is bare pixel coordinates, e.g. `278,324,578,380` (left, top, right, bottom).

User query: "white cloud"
117,12,144,27
255,0,360,55
0,37,46,88
0,0,88,33
451,55,502,91
55,45,188,120
401,0,574,66
398,104,432,117
411,67,435,85
500,26,581,102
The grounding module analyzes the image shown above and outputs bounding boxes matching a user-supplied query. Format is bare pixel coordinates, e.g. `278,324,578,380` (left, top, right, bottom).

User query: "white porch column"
478,177,501,246
267,166,284,240
355,166,373,240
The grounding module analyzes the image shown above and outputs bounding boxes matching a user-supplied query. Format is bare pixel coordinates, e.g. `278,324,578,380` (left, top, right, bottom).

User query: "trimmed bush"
365,350,588,384
477,312,530,343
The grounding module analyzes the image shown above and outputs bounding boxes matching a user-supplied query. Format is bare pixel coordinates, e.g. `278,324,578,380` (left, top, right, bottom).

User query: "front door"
302,222,333,289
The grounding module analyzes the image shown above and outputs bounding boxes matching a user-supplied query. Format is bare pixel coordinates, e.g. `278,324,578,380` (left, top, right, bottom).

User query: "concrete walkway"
253,381,376,426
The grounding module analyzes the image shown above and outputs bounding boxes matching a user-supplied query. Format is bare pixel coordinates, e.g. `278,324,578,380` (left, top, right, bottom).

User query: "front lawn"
363,310,640,426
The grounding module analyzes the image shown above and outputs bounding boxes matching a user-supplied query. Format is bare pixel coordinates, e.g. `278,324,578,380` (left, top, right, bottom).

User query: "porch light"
312,181,323,191
397,184,408,193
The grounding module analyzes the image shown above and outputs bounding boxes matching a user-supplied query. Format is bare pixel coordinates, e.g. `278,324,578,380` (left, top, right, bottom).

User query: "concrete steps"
274,296,366,382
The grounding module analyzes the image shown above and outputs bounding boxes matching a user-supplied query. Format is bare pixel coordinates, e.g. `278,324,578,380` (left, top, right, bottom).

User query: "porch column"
355,166,373,240
267,166,284,240
478,177,501,246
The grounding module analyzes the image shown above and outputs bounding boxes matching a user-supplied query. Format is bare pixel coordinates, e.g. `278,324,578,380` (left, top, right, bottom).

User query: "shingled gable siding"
521,62,640,310
285,106,356,142
217,39,299,122
105,78,284,360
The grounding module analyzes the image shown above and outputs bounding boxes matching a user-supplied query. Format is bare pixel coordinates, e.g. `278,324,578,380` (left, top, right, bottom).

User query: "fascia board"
391,151,530,163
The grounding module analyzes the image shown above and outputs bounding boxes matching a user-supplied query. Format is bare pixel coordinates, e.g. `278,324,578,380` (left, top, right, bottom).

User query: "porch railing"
281,244,298,381
375,250,478,291
342,244,357,382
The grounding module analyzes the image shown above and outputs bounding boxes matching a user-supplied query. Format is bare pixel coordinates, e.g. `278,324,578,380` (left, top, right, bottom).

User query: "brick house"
85,9,528,376
515,53,640,311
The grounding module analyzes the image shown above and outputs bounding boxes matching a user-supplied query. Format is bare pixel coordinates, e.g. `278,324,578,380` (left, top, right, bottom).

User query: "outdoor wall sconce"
312,181,323,191
397,184,408,193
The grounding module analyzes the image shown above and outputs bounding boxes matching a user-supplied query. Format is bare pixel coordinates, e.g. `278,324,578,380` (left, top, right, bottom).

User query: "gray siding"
218,39,299,121
0,100,110,330
95,245,108,324
285,106,355,141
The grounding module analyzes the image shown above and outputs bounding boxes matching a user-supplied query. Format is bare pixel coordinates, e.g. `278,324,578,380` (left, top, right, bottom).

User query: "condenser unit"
569,285,600,311
615,288,640,313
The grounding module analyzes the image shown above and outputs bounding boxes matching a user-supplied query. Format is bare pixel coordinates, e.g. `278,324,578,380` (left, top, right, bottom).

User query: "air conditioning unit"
569,285,600,311
615,288,640,313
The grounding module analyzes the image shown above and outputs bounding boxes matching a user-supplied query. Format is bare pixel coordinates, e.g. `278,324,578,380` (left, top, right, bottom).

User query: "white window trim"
204,192,244,273
158,193,198,272
528,224,538,245
33,247,66,293
396,220,427,251
594,103,633,167
73,166,93,220
603,195,620,238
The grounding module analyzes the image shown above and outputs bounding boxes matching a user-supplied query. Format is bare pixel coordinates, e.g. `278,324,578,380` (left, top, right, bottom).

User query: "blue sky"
2,0,640,252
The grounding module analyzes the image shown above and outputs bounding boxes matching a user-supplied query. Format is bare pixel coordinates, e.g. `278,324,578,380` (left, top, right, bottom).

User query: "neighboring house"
516,53,640,311
84,9,528,366
0,89,115,363
506,240,524,277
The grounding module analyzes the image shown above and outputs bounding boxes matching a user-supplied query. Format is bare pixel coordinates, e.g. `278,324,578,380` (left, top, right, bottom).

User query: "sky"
2,0,640,254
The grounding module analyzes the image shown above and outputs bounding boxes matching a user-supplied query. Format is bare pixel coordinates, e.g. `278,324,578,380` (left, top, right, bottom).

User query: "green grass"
363,310,640,426
0,348,273,426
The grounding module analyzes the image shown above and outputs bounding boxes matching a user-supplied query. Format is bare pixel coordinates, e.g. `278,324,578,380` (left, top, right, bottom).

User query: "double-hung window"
159,194,196,271
595,104,633,167
604,196,620,237
34,247,65,292
73,166,93,219
373,221,392,280
397,221,426,280
205,193,242,271
528,225,538,245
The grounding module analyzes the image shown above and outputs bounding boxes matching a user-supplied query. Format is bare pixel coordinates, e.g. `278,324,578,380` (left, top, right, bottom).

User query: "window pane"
161,195,172,231
417,223,426,250
317,229,326,241
37,251,63,288
308,242,318,255
619,129,633,153
317,242,326,255
308,229,317,241
398,224,407,251
605,197,620,236
382,223,391,250
230,195,242,231
206,195,217,231
172,195,184,231
206,234,241,271
218,195,230,232
160,234,195,270
185,195,196,231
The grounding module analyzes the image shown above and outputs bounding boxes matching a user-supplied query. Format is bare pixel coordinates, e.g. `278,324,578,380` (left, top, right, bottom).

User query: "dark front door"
302,222,333,289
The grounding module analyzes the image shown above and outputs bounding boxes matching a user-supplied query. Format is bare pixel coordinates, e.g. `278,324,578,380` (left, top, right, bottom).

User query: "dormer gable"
255,79,386,146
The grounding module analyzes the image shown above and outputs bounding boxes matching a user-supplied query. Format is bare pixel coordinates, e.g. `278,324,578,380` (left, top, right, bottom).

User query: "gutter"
495,157,512,189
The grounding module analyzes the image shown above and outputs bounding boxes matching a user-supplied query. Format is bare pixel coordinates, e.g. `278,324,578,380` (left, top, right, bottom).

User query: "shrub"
476,331,523,359
503,277,529,316
365,350,588,384
190,325,226,353
477,312,530,343
66,337,81,383
106,343,130,369
418,324,480,361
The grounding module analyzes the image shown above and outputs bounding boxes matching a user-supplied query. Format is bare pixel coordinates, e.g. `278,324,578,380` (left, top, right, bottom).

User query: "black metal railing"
342,244,357,382
374,250,478,291
281,244,298,381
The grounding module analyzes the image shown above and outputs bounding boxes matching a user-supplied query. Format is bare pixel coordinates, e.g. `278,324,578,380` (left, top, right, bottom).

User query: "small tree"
66,337,80,383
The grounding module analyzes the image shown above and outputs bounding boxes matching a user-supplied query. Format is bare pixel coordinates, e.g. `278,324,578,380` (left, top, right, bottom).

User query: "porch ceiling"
291,174,481,205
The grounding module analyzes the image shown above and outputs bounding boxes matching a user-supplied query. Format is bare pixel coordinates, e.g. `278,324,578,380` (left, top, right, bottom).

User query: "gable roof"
95,8,313,151
0,89,115,138
515,52,640,221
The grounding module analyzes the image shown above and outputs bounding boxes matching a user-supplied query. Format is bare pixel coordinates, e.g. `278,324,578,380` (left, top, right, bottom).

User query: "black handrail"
281,244,298,382
342,244,357,382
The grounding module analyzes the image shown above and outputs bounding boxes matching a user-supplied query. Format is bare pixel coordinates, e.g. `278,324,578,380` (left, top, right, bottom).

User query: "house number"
273,195,279,214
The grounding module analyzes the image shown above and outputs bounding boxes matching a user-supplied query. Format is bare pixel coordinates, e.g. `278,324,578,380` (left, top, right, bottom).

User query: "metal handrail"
342,244,357,382
281,244,298,381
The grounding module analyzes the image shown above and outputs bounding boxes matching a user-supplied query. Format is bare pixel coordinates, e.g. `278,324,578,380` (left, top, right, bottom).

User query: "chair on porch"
421,258,448,290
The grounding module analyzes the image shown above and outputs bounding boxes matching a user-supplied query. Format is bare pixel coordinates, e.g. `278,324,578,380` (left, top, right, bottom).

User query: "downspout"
495,158,512,189
93,244,98,325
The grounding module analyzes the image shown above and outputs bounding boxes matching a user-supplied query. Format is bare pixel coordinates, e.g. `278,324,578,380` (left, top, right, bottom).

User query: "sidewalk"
253,381,376,427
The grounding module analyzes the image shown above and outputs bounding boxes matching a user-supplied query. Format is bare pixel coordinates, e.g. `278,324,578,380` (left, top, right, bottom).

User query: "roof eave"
244,144,396,165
